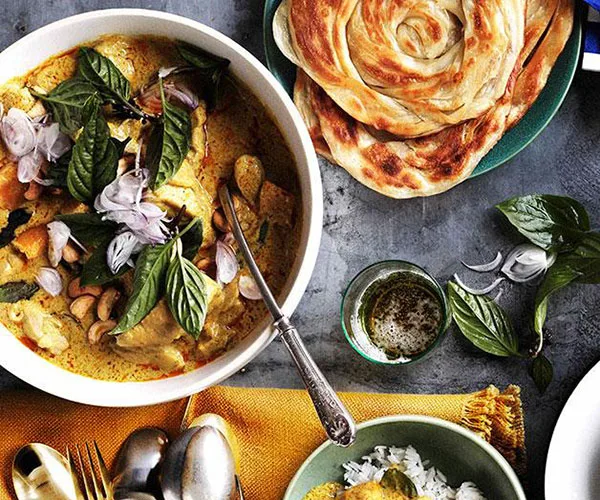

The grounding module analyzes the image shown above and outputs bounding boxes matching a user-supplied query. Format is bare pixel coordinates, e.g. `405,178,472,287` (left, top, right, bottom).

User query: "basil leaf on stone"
534,232,600,336
531,354,553,394
0,281,39,303
0,209,31,248
111,219,197,334
448,281,520,357
67,103,119,203
165,253,208,338
146,79,192,189
496,194,590,251
32,78,100,134
80,237,129,286
181,219,203,260
177,43,230,110
56,213,118,246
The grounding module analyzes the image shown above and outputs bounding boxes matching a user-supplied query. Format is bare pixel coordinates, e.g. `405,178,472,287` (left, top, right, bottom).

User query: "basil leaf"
67,104,119,203
49,149,71,188
0,281,39,303
111,219,198,334
80,237,129,286
78,47,131,103
534,232,600,336
448,281,520,357
146,79,192,189
380,467,418,498
32,78,100,134
111,241,174,334
0,209,32,248
56,213,118,246
181,220,203,260
111,137,130,159
177,43,230,110
496,194,590,251
531,354,553,394
165,254,208,338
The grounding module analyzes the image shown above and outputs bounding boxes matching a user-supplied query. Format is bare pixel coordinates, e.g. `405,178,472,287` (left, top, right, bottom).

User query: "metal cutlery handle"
275,316,356,447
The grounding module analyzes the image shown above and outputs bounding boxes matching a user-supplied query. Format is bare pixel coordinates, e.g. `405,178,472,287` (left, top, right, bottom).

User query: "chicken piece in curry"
0,35,301,381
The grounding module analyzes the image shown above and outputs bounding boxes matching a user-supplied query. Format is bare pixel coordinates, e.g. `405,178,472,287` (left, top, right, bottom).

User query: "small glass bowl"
341,260,450,365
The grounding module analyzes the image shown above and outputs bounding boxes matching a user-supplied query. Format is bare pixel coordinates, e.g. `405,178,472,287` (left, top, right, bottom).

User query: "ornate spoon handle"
276,316,357,447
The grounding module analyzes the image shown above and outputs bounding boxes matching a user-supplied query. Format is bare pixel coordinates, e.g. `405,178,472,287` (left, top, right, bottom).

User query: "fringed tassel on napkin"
460,385,526,476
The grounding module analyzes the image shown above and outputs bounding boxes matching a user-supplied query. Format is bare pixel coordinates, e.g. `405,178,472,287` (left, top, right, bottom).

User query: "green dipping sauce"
359,273,443,360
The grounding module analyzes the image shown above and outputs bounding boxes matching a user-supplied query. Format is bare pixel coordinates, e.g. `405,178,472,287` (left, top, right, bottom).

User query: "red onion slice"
501,244,553,283
216,240,239,284
138,81,199,113
17,150,46,183
453,274,505,295
35,267,63,296
461,252,503,273
47,221,71,267
106,231,144,274
0,108,36,157
36,122,71,161
239,275,262,300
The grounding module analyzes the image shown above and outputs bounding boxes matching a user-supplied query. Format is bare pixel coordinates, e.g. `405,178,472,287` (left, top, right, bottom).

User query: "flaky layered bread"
275,0,574,198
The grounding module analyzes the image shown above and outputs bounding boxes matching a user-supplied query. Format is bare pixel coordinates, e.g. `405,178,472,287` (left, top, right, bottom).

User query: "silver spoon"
219,185,356,447
13,443,80,500
161,425,237,500
112,428,169,500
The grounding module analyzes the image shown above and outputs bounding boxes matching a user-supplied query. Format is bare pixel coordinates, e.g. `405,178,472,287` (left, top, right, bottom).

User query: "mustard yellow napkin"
0,385,524,500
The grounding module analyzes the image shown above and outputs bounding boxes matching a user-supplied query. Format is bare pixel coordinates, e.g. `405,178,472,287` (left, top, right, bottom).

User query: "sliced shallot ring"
35,267,63,296
216,240,239,284
239,275,261,300
461,251,503,273
453,274,505,296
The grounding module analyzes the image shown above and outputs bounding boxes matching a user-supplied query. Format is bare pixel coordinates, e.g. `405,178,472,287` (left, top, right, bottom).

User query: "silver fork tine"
66,447,86,500
85,442,105,500
76,445,94,500
92,441,112,498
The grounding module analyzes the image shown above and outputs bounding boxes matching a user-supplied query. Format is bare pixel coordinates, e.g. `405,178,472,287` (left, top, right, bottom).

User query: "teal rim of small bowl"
262,2,582,178
283,415,527,500
340,260,449,365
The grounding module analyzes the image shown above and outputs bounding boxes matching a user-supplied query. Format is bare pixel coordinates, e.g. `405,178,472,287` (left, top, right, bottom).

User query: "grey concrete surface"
1,2,599,498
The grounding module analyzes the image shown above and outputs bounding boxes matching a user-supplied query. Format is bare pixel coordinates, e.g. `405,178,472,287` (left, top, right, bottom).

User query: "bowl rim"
0,8,323,406
284,414,527,500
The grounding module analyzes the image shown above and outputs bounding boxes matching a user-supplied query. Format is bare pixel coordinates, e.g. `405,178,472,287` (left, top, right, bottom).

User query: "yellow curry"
0,35,301,381
303,481,430,500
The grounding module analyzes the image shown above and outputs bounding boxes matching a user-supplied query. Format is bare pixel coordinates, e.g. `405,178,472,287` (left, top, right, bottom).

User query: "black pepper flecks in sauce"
360,274,442,359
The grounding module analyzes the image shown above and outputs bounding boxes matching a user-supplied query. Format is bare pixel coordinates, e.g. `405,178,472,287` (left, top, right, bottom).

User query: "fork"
66,441,113,500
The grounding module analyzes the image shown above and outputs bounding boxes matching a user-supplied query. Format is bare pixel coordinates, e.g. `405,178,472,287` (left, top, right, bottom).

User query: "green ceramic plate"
262,5,581,177
283,415,526,500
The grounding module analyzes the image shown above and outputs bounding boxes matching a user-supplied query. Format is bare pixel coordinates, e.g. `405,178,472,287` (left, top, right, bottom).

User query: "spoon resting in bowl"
219,184,356,447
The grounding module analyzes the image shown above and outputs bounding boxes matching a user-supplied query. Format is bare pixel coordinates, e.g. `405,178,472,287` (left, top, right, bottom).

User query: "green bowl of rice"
284,415,526,500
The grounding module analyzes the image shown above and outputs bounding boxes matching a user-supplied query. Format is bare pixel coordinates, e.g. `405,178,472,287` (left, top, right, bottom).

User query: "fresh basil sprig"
146,78,192,189
77,47,145,119
0,281,39,303
496,194,590,251
67,103,119,203
181,220,203,260
448,281,521,357
534,232,600,336
56,213,118,247
111,219,199,335
165,244,208,339
32,78,100,134
177,43,230,111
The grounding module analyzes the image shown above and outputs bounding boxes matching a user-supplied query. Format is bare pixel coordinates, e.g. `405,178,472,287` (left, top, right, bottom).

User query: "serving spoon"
13,443,80,500
219,185,356,447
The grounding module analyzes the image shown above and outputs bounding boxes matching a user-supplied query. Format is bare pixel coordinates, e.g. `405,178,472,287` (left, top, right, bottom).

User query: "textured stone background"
1,2,599,498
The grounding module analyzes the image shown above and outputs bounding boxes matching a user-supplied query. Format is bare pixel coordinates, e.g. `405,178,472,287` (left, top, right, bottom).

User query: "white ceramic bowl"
0,9,322,406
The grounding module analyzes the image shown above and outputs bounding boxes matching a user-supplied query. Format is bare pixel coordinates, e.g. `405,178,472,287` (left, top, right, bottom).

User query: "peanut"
87,319,116,345
62,243,81,263
97,288,120,321
24,182,43,201
212,209,231,233
69,295,96,320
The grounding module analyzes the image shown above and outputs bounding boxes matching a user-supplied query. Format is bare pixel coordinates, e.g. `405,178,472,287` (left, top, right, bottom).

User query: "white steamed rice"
342,445,486,500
